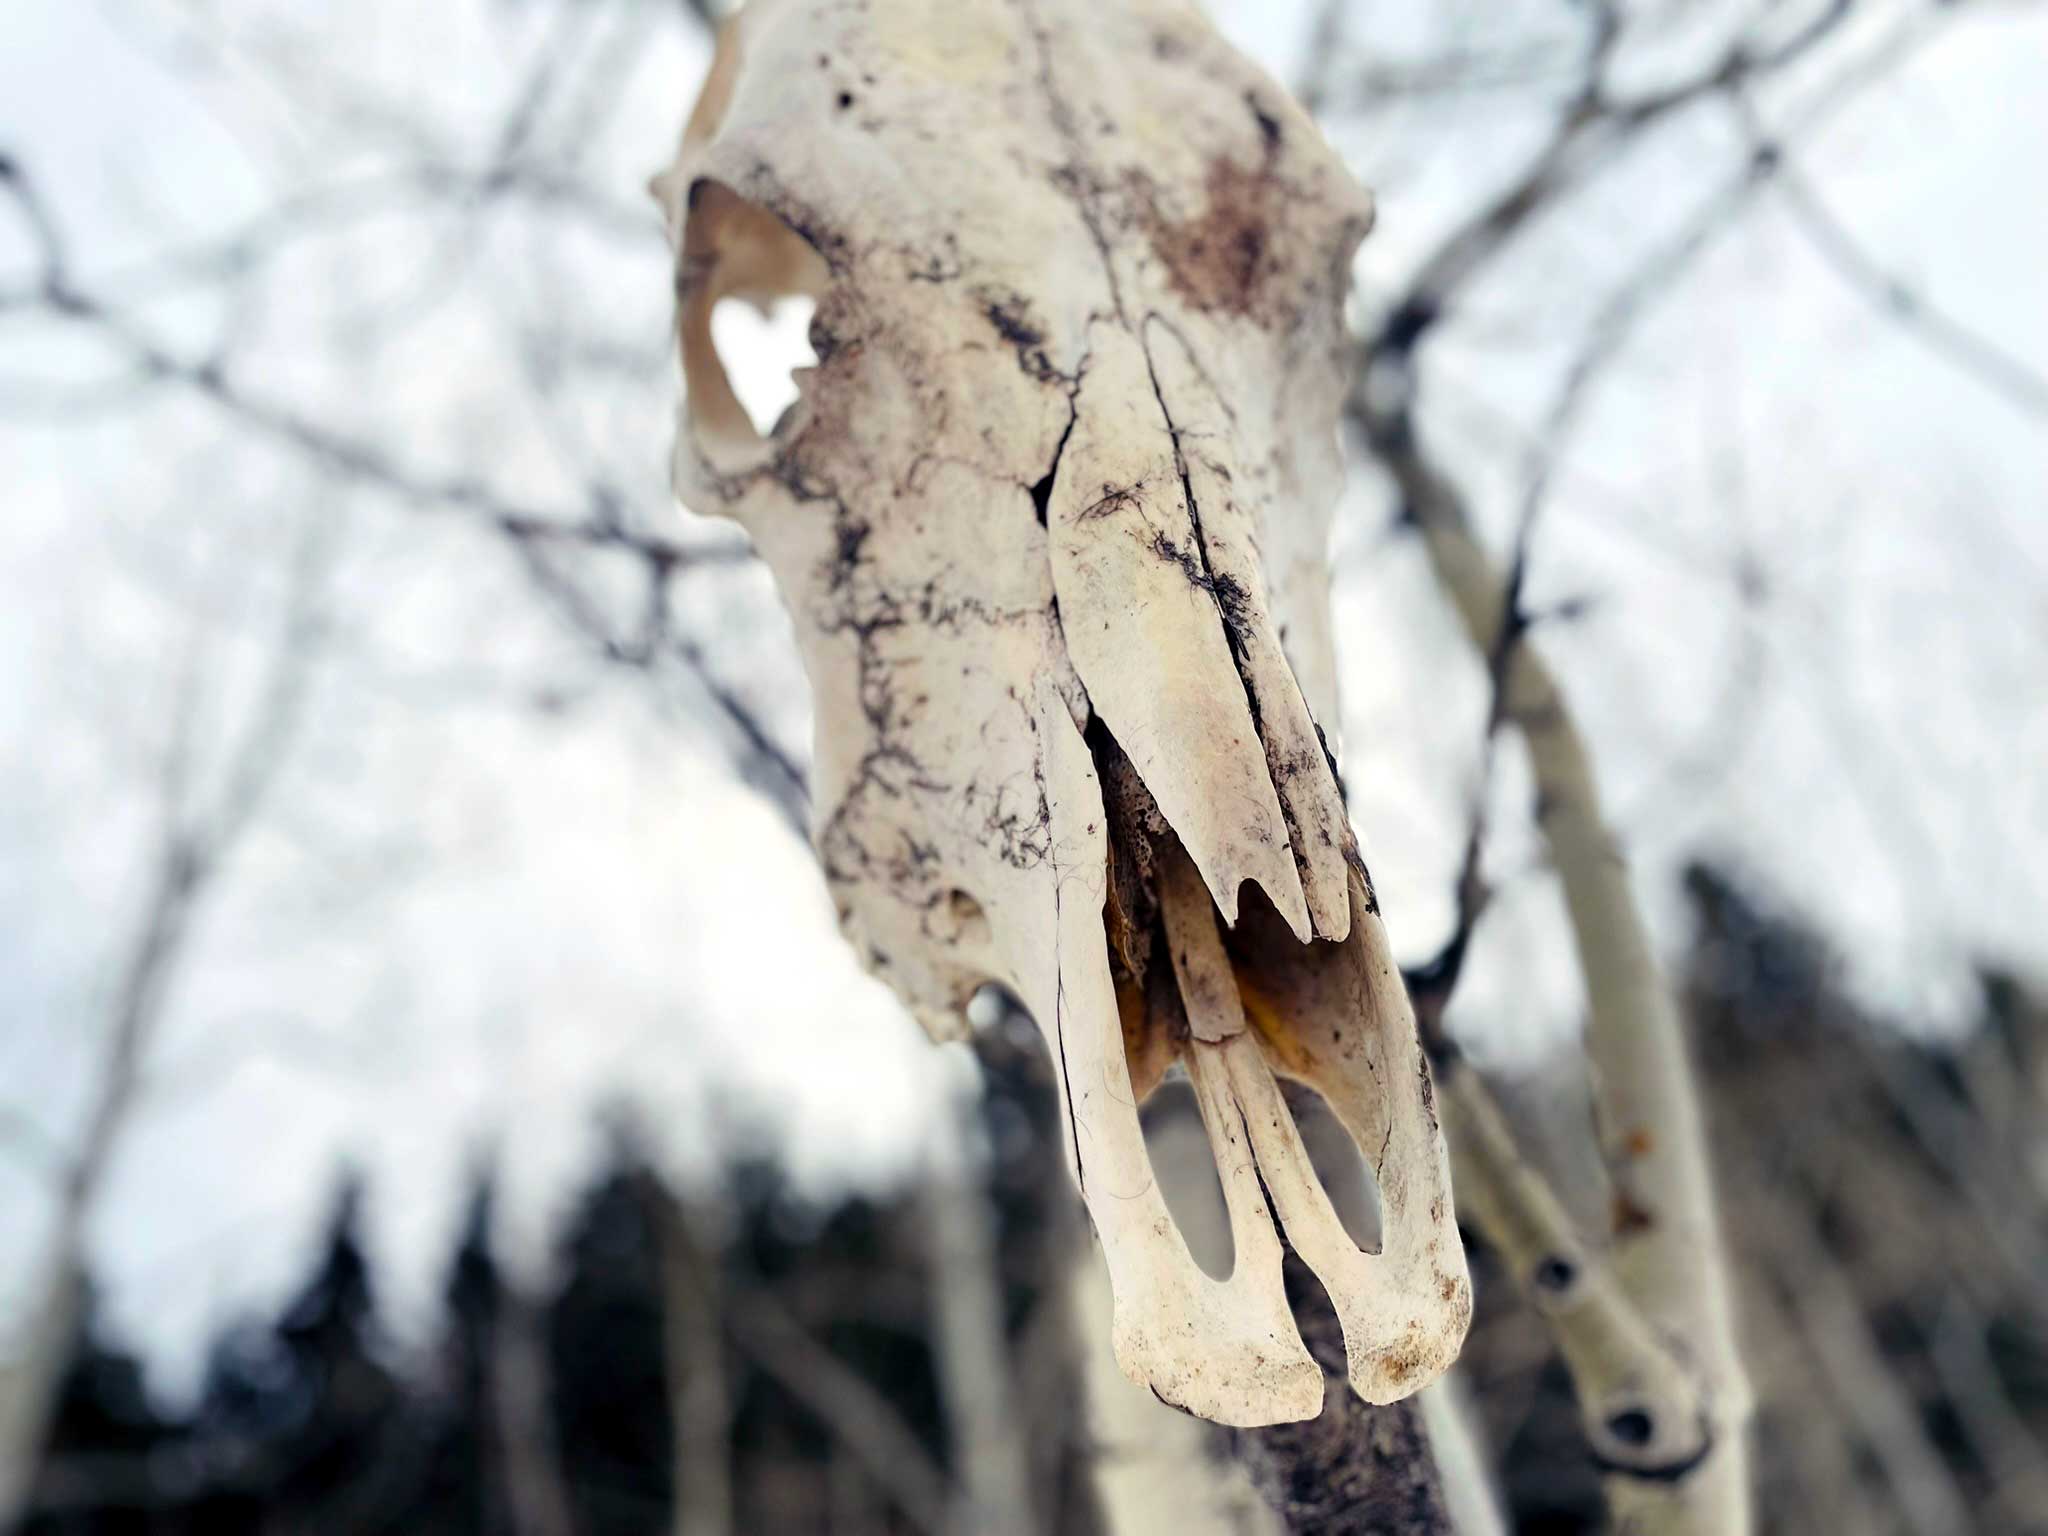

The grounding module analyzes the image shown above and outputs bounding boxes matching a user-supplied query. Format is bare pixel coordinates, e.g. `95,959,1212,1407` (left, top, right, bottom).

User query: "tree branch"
724,1268,955,1536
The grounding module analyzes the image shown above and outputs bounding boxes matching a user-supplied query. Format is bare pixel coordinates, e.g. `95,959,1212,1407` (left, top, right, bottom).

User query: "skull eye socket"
676,179,829,462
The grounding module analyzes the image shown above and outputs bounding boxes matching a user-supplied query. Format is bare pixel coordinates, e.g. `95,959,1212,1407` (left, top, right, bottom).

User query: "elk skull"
656,0,1469,1425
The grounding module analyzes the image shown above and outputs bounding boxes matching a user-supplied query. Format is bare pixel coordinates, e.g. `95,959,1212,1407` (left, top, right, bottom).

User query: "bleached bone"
656,0,1468,1425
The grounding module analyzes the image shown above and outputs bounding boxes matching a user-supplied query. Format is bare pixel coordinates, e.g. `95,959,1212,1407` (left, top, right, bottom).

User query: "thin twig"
1763,134,2048,423
723,1283,954,1536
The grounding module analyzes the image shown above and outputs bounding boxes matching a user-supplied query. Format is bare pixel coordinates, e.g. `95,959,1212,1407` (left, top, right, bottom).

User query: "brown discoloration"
1094,722,1166,981
1613,1190,1657,1237
1137,155,1295,323
1237,973,1323,1079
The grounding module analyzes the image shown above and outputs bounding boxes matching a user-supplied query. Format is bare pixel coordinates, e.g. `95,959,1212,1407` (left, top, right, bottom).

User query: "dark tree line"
1458,866,2048,1535
19,866,2048,1535
19,1028,1099,1536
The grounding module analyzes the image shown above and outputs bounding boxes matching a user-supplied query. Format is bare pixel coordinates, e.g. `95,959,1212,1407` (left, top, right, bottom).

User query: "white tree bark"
0,1257,82,1527
656,1191,735,1536
1389,443,1752,1532
922,1105,1037,1536
492,1288,578,1536
0,516,327,1530
1072,1251,1283,1536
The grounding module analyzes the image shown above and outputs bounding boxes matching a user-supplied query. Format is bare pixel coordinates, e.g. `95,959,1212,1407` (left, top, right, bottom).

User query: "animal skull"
656,0,1469,1425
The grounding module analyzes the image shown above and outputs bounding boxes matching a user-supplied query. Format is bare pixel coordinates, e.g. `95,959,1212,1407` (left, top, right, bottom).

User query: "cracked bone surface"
656,0,1469,1426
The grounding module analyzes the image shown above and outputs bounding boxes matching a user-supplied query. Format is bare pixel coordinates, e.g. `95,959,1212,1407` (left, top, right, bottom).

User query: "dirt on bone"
1093,719,1184,1100
1092,716,1167,988
1089,711,1355,1103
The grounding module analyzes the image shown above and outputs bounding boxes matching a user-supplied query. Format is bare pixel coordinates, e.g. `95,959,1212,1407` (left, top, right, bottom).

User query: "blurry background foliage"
2,0,2045,1531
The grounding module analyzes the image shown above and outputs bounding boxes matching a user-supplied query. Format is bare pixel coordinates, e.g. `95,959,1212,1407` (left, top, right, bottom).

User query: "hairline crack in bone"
655,0,1469,1427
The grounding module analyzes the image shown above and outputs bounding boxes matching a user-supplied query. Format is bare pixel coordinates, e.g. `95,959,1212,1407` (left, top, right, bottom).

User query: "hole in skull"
944,888,992,948
1088,724,1391,1260
1532,1254,1579,1295
1605,1405,1657,1450
1278,1078,1384,1253
1222,880,1390,1254
1141,1078,1234,1280
708,294,817,438
675,179,827,455
965,981,1011,1033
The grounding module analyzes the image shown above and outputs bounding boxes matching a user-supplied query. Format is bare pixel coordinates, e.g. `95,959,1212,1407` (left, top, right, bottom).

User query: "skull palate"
658,0,1469,1425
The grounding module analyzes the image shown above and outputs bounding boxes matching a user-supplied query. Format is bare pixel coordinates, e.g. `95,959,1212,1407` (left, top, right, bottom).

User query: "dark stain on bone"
806,307,845,364
741,158,852,275
981,292,1070,385
1080,483,1145,524
829,516,871,592
1140,530,1253,657
905,234,964,284
1612,1190,1657,1238
1209,571,1255,652
1313,720,1347,805
1247,92,1284,152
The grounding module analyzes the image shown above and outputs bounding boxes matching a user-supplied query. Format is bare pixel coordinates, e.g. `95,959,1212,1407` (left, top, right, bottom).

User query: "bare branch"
0,490,335,1527
724,1275,954,1536
491,1289,578,1536
0,159,744,576
1435,1057,1710,1476
920,1122,1037,1536
1763,136,2048,423
0,150,813,841
1371,0,1865,355
652,1191,734,1536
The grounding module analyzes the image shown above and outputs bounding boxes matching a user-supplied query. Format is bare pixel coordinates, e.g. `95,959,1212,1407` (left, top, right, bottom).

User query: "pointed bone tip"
1218,873,1313,945
1309,882,1353,944
1211,877,1242,928
648,166,687,227
1277,888,1314,945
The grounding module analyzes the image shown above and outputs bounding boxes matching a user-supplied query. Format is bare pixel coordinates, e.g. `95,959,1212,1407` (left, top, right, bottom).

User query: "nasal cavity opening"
1281,1078,1384,1253
1142,1078,1235,1280
1222,879,1387,1254
709,293,817,438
